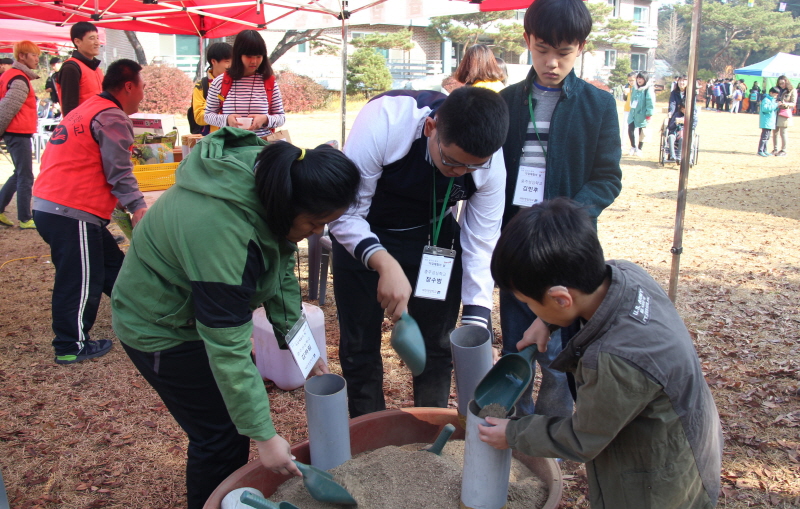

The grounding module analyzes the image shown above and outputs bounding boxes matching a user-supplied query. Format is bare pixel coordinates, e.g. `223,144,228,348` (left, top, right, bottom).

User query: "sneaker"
635,148,643,157
0,212,12,227
55,339,113,365
628,147,636,156
772,149,779,156
777,151,787,157
758,151,770,157
18,219,36,230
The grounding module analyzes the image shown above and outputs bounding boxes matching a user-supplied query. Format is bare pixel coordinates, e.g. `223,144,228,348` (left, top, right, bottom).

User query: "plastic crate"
132,162,179,192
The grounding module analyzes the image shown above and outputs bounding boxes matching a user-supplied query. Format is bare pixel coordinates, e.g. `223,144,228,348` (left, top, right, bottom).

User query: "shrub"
608,57,632,89
346,48,392,98
139,64,193,114
277,72,330,113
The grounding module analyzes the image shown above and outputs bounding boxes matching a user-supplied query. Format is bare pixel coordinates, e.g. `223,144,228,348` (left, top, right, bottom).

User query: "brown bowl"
204,407,563,509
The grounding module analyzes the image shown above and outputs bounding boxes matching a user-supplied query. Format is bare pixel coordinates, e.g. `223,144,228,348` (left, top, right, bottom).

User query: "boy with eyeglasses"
497,0,622,418
329,87,509,417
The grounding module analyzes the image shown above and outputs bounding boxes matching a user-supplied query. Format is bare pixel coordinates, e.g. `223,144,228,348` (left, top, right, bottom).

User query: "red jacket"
0,68,37,134
34,95,125,219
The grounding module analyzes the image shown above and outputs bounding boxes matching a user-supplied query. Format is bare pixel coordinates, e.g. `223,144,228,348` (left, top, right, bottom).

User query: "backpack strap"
202,76,210,99
217,72,276,114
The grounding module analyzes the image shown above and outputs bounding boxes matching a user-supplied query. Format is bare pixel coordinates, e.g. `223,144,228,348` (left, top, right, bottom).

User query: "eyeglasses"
436,134,493,171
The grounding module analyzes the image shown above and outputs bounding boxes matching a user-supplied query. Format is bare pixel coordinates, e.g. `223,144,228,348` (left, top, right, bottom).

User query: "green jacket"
628,77,656,128
507,261,722,509
111,128,301,441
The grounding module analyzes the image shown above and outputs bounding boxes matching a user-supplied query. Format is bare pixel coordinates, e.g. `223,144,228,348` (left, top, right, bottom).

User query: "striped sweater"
204,74,285,137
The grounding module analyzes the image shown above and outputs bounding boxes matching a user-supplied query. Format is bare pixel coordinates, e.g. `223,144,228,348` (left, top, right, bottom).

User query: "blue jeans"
499,289,574,417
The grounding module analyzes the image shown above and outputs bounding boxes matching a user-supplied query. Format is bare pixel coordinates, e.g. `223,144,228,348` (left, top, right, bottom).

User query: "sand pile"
270,440,548,508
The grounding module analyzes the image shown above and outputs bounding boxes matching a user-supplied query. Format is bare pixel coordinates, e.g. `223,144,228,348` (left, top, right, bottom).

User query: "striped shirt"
204,74,285,137
521,81,561,170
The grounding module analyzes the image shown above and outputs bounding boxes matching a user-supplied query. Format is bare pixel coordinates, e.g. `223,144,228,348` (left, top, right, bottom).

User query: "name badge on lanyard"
512,166,546,207
286,314,321,378
414,245,455,301
514,91,547,208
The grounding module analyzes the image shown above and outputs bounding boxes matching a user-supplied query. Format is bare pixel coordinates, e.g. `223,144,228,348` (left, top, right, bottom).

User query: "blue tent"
735,52,800,91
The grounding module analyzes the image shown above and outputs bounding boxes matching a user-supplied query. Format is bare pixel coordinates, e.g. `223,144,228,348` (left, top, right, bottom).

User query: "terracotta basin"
204,407,563,509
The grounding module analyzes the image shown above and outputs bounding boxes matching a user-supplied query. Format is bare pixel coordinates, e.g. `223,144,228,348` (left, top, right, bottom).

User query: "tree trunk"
124,31,148,66
739,49,751,69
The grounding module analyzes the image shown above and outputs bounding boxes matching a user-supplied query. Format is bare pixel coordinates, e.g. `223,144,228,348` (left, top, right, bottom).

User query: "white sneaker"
635,148,643,157
628,147,636,156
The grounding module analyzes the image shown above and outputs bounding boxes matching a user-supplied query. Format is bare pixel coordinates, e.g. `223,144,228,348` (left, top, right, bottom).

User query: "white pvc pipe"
305,373,351,471
461,400,512,509
450,326,493,421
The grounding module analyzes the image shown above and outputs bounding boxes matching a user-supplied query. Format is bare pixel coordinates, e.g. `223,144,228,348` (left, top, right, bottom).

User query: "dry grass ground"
0,100,798,508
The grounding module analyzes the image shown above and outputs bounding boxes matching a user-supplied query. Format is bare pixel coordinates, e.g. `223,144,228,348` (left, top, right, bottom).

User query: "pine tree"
609,57,632,89
346,48,393,98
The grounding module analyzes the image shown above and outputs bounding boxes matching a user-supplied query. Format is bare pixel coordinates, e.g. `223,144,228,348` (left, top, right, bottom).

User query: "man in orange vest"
0,41,41,229
57,21,104,116
33,59,148,365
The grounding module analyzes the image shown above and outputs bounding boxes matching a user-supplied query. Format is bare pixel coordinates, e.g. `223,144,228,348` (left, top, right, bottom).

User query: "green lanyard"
431,173,454,247
528,89,547,158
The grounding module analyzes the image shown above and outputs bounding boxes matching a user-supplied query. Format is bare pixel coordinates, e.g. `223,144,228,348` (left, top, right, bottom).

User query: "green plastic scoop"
240,491,300,509
473,345,537,412
390,312,426,376
423,423,456,455
293,461,357,505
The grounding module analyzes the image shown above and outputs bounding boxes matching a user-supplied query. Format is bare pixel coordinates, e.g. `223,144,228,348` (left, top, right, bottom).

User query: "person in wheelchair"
666,100,696,163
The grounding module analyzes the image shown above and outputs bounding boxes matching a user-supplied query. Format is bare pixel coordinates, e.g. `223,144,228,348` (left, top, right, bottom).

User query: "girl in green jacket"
626,72,655,157
111,130,360,508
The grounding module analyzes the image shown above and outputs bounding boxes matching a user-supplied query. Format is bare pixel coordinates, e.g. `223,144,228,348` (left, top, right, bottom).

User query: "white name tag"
512,166,546,207
414,245,455,301
630,99,638,108
286,315,321,378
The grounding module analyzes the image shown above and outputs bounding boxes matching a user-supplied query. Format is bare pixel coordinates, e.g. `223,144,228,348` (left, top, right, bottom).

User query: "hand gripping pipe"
461,400,513,509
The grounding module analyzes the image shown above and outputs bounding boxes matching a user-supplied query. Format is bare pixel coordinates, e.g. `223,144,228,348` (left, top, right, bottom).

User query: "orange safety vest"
55,57,104,106
0,68,37,134
33,95,123,219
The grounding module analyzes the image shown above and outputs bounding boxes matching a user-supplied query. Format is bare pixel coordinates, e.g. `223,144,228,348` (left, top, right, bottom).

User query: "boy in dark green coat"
498,0,622,417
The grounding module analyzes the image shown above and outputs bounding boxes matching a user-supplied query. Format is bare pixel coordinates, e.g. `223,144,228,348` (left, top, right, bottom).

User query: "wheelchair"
659,117,699,167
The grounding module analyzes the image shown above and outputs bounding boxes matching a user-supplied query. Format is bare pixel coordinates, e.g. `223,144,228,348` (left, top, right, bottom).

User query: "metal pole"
668,0,702,303
340,0,349,147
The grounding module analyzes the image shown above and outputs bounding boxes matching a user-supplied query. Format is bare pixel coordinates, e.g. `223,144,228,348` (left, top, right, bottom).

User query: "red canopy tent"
0,19,106,53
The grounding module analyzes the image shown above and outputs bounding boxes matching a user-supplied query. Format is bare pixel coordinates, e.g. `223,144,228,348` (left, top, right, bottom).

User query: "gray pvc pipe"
450,326,493,419
461,400,512,509
305,373,351,471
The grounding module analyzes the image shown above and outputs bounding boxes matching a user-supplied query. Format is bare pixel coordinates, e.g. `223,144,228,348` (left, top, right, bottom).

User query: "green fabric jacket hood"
112,128,301,441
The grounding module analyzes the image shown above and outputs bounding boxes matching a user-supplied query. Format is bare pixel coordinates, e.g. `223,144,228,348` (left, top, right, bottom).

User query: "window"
633,6,648,23
176,34,200,56
297,42,307,53
604,50,617,68
630,53,647,71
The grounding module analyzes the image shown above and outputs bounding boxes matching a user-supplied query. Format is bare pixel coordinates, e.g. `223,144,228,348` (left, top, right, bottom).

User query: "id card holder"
512,165,545,207
285,314,321,378
630,99,638,108
414,245,455,301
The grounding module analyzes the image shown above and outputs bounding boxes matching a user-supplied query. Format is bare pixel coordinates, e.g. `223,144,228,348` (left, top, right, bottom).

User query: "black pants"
34,210,125,355
628,122,644,149
331,218,462,418
122,341,250,509
758,128,772,153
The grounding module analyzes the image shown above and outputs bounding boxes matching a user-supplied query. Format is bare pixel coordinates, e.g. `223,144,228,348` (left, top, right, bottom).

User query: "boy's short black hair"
49,57,61,66
769,86,781,95
0,57,12,65
491,198,606,302
206,42,232,64
523,0,592,47
102,59,142,93
70,22,98,45
436,86,509,159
